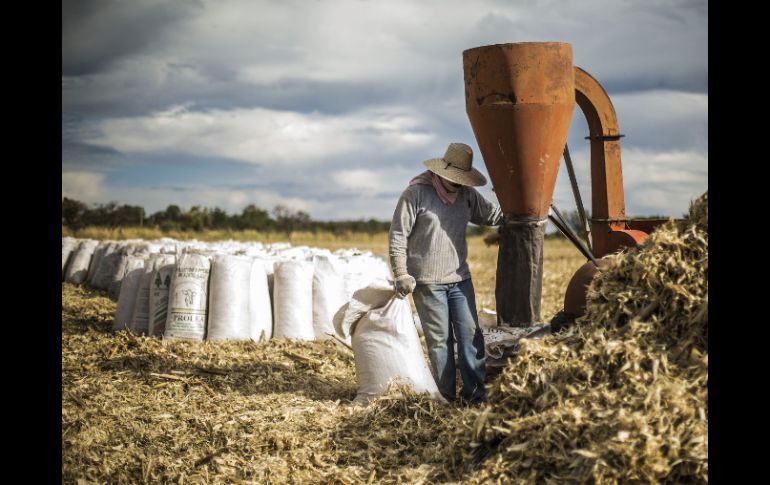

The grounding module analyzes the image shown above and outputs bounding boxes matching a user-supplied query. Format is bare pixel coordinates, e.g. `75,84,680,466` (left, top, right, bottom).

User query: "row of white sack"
62,236,292,268
61,237,376,296
113,251,392,343
116,255,443,404
64,238,446,403
62,237,388,304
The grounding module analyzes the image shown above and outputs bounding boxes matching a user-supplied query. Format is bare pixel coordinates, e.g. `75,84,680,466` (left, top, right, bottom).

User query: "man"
389,142,502,404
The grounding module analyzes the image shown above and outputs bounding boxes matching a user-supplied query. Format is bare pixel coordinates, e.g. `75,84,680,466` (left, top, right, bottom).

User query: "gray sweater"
389,183,502,284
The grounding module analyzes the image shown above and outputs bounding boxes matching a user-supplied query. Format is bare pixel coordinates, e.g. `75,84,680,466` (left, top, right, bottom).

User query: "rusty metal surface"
563,257,612,317
463,43,575,218
626,218,672,235
574,67,632,258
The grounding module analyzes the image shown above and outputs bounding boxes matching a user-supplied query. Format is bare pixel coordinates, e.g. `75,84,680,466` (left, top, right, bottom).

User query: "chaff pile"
63,285,461,484
443,192,708,483
63,200,707,483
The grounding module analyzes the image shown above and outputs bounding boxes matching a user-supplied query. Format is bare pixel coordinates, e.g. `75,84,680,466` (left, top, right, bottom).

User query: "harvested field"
62,206,707,484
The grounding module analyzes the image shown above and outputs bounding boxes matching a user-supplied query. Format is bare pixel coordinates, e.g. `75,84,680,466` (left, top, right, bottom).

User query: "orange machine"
462,42,668,326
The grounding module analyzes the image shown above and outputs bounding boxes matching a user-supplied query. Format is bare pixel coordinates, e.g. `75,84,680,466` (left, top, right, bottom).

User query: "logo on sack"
182,289,196,306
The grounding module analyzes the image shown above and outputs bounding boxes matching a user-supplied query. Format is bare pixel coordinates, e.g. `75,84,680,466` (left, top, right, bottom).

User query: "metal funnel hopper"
463,42,575,326
463,42,574,217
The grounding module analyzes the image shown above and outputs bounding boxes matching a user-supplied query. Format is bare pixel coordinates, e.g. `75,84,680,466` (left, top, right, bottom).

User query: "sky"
62,0,708,222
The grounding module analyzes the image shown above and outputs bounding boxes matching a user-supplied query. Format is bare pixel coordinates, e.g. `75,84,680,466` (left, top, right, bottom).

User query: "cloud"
550,146,706,218
62,0,706,118
82,104,436,166
332,166,419,195
62,0,707,221
611,90,708,152
61,177,314,215
62,171,107,202
62,0,202,76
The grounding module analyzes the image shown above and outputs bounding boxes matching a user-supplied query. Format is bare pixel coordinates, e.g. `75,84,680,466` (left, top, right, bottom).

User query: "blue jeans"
412,279,486,403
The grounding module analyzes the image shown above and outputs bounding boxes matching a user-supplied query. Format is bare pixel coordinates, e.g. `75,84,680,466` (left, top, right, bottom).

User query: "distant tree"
184,205,208,231
239,204,272,231
210,207,230,229
62,197,88,229
165,205,183,222
273,205,311,236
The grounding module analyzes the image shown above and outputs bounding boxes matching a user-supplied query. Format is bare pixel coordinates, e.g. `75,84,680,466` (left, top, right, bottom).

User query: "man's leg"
412,284,456,402
448,279,486,403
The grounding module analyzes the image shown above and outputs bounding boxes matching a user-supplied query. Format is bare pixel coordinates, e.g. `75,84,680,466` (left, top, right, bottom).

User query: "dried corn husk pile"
63,283,465,484
442,192,708,483
63,210,706,484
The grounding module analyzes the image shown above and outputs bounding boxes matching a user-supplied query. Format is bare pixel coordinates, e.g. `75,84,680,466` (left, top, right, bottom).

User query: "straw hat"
423,142,487,187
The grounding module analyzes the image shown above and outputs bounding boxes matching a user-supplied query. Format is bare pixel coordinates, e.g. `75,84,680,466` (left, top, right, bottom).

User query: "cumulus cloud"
332,166,420,195
82,104,435,166
62,0,707,117
63,181,314,216
62,0,707,220
62,171,107,202
549,146,706,219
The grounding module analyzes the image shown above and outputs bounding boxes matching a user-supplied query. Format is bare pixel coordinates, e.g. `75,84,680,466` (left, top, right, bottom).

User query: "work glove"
394,274,416,299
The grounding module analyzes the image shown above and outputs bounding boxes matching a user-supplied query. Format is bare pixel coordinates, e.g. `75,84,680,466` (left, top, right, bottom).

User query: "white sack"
129,254,176,335
88,242,118,288
109,253,143,298
148,262,176,337
345,281,444,404
207,255,272,341
62,238,78,279
312,254,348,341
164,253,211,341
272,259,314,340
64,240,99,285
113,256,147,332
86,241,111,286
249,259,273,341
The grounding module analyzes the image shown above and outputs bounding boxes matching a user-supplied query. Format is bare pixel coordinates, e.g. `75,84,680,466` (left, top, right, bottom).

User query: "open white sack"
337,280,444,404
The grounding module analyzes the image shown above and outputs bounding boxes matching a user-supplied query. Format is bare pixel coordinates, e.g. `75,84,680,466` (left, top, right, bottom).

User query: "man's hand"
394,274,416,299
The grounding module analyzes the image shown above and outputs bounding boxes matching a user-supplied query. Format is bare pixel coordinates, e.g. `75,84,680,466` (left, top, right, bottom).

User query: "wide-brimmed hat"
423,142,487,187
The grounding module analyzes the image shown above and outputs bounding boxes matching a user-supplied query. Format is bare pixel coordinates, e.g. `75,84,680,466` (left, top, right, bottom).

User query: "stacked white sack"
89,242,119,289
148,261,177,336
164,253,211,341
86,241,112,286
62,237,78,279
129,254,176,335
312,254,348,341
340,251,393,299
272,259,314,340
64,239,99,285
91,242,130,294
207,255,272,341
109,249,142,298
335,280,444,405
113,256,147,332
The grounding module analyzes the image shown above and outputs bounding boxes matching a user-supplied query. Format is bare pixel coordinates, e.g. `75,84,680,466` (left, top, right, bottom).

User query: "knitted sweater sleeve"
468,188,503,226
388,188,418,278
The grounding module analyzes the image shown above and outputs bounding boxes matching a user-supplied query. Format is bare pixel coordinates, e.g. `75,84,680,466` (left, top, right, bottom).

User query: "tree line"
62,198,390,234
62,197,668,238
